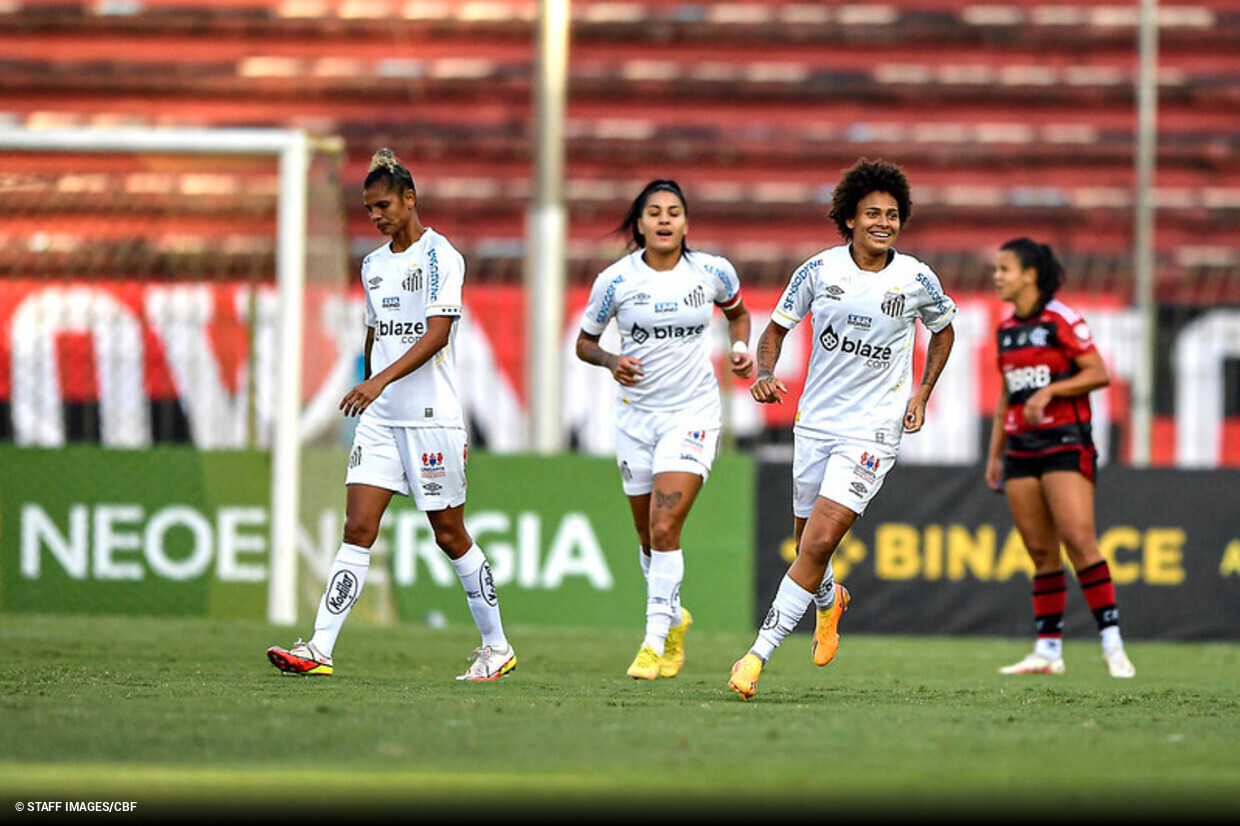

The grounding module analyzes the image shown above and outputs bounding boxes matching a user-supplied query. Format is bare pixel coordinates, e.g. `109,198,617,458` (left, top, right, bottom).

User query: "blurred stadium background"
0,1,1237,637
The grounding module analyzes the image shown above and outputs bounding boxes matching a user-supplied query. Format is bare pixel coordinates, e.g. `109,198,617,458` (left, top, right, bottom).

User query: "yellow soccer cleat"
659,607,693,678
627,645,662,680
812,584,851,667
728,652,763,700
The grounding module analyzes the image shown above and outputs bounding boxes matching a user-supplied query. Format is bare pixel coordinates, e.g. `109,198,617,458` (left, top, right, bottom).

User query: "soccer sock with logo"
751,574,814,662
309,542,371,658
812,559,837,611
451,544,509,650
1077,560,1124,652
644,549,684,656
1031,570,1067,660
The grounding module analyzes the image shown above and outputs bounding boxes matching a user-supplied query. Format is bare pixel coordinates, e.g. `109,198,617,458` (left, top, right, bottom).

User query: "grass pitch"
3,615,1238,820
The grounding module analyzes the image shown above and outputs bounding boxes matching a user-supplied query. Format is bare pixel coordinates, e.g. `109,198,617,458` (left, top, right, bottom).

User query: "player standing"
986,237,1135,678
267,148,515,681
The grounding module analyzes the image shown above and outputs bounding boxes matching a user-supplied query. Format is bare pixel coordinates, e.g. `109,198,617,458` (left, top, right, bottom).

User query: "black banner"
755,450,1240,640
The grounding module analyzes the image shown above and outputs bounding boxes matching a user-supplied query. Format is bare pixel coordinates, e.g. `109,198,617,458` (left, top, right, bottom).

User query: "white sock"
451,544,508,650
1035,637,1064,660
639,546,651,580
1100,625,1123,653
643,549,684,656
751,574,814,662
310,542,370,657
812,560,837,611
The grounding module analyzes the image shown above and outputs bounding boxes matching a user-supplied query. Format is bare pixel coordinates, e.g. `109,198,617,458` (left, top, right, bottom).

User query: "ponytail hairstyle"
364,147,416,196
828,157,912,241
616,178,690,252
1000,237,1065,310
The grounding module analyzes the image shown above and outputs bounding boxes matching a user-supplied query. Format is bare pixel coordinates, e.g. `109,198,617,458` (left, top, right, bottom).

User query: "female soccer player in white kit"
576,179,753,679
267,148,515,681
729,158,957,699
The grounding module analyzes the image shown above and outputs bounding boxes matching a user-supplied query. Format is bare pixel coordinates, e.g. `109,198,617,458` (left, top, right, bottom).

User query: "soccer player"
576,179,753,679
729,158,957,700
267,148,515,681
986,238,1135,678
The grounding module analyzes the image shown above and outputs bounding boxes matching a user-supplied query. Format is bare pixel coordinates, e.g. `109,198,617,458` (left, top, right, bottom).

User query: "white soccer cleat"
999,651,1065,675
1103,647,1136,678
456,644,517,681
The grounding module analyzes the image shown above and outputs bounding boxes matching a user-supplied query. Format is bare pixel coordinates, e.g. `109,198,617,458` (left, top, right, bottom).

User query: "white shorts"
346,416,468,511
615,401,720,497
791,433,898,518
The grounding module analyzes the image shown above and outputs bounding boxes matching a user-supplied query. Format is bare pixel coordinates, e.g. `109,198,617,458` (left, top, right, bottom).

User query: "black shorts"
1003,445,1097,484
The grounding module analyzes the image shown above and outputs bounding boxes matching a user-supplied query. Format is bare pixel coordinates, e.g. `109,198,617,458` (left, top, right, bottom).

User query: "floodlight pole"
525,0,570,453
1131,0,1158,467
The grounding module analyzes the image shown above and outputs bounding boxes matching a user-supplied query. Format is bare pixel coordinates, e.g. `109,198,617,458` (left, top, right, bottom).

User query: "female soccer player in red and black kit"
985,238,1135,678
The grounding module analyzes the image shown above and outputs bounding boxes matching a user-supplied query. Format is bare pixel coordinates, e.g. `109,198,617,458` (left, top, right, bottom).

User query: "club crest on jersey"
683,285,707,307
403,266,424,292
881,290,905,317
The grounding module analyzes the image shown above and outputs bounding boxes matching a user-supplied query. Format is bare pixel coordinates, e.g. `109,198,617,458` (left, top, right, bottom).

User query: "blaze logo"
818,325,893,366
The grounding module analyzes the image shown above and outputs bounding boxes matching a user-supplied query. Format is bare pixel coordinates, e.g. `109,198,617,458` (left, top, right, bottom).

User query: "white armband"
731,340,749,356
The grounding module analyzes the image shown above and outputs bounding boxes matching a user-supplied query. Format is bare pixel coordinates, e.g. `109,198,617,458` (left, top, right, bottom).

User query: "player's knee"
432,524,472,556
342,519,379,548
648,517,683,550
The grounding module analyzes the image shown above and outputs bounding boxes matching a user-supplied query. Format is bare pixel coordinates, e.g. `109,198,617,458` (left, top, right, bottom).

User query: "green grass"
3,615,1239,820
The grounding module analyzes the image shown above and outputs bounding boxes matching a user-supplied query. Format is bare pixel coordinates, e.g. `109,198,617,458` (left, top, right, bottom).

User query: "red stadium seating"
0,0,1237,299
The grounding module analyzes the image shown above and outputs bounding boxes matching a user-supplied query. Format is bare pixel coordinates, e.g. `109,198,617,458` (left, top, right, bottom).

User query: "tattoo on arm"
757,337,780,376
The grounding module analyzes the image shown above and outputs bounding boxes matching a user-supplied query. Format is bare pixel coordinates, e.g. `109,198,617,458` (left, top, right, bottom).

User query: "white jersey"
359,228,464,427
581,249,742,413
773,244,957,446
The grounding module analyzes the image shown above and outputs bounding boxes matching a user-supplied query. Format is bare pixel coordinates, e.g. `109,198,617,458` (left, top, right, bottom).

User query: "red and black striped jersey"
996,298,1096,454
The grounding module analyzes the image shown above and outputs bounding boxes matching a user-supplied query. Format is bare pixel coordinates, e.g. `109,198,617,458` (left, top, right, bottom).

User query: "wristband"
730,340,749,356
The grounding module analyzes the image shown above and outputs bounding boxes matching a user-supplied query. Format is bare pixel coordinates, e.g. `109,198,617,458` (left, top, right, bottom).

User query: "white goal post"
0,126,325,625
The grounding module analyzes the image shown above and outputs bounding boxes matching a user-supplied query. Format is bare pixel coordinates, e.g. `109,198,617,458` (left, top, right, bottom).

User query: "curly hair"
364,147,416,196
827,158,912,241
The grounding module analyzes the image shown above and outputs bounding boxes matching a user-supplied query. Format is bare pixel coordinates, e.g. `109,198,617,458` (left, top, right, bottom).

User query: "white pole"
525,0,570,453
268,131,309,625
0,125,310,624
1131,0,1158,467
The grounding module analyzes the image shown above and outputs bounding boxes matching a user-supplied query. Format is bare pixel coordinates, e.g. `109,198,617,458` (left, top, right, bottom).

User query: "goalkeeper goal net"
0,126,352,626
